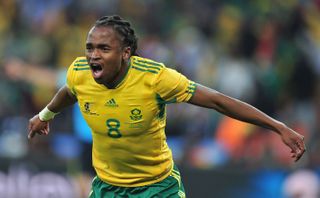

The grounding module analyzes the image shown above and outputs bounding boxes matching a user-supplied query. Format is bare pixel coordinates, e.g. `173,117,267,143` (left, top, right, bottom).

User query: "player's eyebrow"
86,43,111,48
97,44,111,48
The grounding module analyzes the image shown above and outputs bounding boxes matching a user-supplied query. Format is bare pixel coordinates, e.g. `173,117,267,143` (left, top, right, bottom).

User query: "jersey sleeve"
66,58,79,96
154,67,196,103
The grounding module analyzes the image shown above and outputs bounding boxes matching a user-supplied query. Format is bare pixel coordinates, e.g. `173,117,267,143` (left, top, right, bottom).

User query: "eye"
102,47,110,52
86,45,93,51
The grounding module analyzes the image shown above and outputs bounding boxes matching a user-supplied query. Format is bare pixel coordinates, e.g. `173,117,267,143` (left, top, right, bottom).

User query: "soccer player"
28,15,306,198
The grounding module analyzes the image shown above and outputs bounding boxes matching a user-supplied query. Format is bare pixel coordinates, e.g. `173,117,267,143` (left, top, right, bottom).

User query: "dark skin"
28,25,306,162
85,26,131,88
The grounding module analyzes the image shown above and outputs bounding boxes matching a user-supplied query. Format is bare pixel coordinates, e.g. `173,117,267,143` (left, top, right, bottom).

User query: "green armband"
38,106,59,121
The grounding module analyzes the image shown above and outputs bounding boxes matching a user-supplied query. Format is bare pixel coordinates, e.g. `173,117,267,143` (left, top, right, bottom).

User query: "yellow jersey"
66,55,196,187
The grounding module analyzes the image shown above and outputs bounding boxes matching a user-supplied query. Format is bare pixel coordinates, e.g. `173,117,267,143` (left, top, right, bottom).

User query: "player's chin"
93,77,104,84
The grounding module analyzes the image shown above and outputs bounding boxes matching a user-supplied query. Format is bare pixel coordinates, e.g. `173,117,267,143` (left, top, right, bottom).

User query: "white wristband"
38,106,59,121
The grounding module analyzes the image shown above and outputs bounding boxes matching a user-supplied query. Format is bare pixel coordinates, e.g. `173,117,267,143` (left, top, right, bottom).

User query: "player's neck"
104,60,130,89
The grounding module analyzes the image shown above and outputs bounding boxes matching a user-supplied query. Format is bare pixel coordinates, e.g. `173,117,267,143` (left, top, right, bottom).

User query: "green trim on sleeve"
155,94,178,119
187,82,197,101
155,94,166,119
185,81,196,94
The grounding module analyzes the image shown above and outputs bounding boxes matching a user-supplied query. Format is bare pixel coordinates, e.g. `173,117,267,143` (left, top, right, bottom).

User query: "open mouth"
90,63,103,79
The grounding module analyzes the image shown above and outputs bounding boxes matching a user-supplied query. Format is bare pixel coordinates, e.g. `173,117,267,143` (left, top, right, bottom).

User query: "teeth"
90,63,99,67
90,63,102,71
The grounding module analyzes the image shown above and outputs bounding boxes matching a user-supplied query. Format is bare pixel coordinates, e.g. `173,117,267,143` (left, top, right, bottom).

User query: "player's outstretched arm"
188,84,306,162
28,85,77,139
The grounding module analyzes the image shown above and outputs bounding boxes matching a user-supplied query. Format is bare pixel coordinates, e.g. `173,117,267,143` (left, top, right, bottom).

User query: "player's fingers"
293,144,305,162
28,120,37,138
296,138,306,150
297,147,306,161
295,151,303,162
297,138,306,151
28,128,43,139
288,143,299,159
28,130,35,139
45,123,50,134
40,129,48,135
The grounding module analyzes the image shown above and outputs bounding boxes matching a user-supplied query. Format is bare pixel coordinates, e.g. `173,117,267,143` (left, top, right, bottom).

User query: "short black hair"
94,15,138,56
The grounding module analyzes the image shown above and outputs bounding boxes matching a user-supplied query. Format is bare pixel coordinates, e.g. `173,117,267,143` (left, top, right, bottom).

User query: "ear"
122,47,131,60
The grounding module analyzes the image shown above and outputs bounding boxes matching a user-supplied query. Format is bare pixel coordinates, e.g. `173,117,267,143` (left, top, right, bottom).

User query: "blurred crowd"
1,0,320,177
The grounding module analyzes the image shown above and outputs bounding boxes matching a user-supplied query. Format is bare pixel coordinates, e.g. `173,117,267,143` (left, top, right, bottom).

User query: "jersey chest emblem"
130,108,143,121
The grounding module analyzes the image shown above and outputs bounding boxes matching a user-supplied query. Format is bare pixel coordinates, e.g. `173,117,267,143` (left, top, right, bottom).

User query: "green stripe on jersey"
73,67,90,71
135,59,163,67
133,62,162,71
186,89,196,93
76,59,88,63
186,83,196,93
74,63,89,67
132,65,158,74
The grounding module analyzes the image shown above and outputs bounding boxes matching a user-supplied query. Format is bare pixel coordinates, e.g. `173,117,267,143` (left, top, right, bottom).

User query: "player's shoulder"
73,56,88,63
72,56,89,67
70,57,89,69
130,56,166,75
66,57,90,93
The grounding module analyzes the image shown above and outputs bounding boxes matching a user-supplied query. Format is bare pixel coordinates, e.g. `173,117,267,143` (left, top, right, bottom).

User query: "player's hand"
279,126,306,162
28,114,50,139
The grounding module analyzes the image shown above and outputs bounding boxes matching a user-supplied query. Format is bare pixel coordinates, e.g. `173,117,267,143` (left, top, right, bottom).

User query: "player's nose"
91,48,101,60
